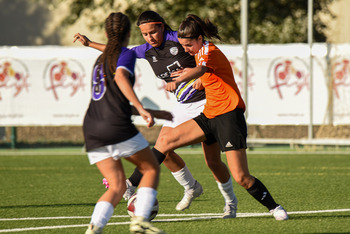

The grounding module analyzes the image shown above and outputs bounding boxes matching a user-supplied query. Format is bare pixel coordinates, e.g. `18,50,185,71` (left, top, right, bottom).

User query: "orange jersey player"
159,14,289,221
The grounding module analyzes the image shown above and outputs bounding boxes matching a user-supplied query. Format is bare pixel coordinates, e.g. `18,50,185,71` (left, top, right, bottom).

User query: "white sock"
216,177,237,204
134,187,157,219
172,164,196,191
90,201,114,228
126,179,134,188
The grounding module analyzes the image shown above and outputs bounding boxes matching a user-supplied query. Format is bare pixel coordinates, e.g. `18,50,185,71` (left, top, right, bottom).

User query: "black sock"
128,147,166,186
246,177,278,210
128,168,143,187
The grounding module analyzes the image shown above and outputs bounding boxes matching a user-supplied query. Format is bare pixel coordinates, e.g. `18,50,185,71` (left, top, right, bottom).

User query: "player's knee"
108,180,126,194
155,135,172,152
233,174,252,189
155,135,166,148
141,163,160,176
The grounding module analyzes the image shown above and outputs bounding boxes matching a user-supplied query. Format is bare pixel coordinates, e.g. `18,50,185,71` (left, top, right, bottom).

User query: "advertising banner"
1,44,349,126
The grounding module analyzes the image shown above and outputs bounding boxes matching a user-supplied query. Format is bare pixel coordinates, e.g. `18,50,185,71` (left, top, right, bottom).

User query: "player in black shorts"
156,14,288,221
82,12,167,234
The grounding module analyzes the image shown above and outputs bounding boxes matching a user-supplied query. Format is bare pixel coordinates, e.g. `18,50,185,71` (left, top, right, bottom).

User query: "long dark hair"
178,14,221,40
136,10,173,31
100,12,131,74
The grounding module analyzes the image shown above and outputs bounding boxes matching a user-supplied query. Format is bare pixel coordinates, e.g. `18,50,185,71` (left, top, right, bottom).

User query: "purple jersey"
83,47,139,151
132,30,205,103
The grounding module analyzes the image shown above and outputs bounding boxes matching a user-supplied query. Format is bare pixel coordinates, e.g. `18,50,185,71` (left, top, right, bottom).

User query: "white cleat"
130,216,165,234
222,201,238,219
176,181,203,211
270,205,289,220
123,179,136,201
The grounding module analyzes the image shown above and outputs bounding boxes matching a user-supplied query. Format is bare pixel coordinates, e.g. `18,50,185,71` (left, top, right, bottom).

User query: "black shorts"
193,109,247,152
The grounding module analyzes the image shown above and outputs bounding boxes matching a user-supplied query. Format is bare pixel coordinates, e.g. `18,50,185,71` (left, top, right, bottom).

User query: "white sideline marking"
0,209,349,233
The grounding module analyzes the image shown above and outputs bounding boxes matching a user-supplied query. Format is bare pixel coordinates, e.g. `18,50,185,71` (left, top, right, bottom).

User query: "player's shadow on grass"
0,203,96,209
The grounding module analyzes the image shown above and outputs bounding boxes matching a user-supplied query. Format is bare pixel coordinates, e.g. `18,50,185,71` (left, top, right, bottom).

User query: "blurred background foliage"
49,0,336,45
0,0,337,46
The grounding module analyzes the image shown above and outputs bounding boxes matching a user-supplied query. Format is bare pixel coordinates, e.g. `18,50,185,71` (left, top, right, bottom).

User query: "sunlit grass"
0,148,349,233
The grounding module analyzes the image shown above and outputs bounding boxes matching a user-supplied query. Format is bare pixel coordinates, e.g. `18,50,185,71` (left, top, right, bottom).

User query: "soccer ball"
127,193,159,221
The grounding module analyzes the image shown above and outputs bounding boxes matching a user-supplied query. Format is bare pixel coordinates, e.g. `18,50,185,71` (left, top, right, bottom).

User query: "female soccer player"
157,14,289,221
74,11,238,218
83,12,166,234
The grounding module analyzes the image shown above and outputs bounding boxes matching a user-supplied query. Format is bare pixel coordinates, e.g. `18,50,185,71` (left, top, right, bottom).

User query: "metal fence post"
11,126,17,149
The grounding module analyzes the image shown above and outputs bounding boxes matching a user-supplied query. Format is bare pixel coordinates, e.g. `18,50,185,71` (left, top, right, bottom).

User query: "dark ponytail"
178,14,221,40
100,12,131,74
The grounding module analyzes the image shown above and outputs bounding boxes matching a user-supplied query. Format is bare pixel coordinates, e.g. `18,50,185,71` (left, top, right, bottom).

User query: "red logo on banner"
44,59,86,100
268,58,309,99
0,59,30,101
229,59,254,94
332,58,350,99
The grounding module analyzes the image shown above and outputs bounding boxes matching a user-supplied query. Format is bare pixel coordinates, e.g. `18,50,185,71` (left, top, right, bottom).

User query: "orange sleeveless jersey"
195,41,245,119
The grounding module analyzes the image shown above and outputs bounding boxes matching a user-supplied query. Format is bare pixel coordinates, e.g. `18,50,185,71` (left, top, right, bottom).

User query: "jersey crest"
170,47,179,56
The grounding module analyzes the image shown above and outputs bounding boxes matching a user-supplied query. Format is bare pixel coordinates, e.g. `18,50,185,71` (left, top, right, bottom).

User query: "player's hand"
138,108,155,128
170,69,184,77
170,68,192,77
192,78,204,90
165,80,179,92
73,33,91,46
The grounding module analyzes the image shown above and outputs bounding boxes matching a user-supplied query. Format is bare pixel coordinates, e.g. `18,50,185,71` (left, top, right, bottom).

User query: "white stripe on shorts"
87,132,149,164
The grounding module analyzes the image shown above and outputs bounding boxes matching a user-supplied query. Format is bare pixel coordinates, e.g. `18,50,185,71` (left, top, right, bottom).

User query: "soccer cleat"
176,180,203,211
270,205,289,220
123,179,137,201
130,216,165,234
85,224,103,234
222,201,238,219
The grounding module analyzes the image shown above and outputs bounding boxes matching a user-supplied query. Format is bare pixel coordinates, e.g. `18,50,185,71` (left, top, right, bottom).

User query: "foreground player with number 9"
81,12,167,234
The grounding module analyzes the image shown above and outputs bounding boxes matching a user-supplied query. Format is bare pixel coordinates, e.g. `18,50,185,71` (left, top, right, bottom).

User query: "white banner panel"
0,46,99,125
329,44,350,124
1,44,350,126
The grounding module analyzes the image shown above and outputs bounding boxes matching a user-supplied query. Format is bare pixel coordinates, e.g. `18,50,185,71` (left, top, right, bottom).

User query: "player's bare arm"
166,66,207,92
73,33,106,52
114,68,155,128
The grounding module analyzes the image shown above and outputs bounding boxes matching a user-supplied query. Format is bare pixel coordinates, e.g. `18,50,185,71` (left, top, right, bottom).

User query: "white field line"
0,209,349,233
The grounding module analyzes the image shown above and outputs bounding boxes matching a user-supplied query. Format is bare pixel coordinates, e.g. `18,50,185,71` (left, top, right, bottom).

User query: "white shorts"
87,132,149,165
162,99,206,128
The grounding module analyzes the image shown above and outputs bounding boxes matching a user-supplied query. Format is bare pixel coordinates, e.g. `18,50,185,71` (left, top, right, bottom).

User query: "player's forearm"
116,76,143,111
88,42,106,52
177,66,207,83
